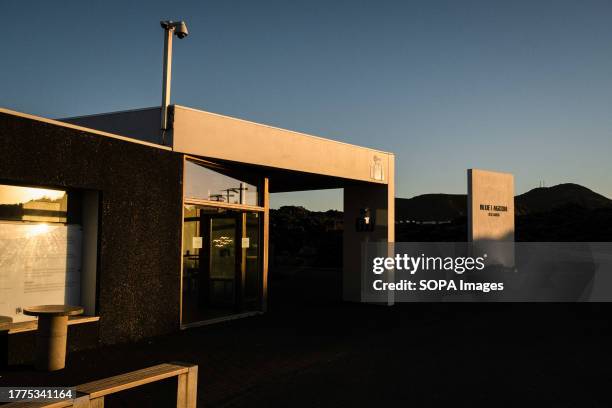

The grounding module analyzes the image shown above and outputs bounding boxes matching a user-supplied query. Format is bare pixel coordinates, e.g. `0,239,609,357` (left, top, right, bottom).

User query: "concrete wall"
172,106,393,185
62,107,164,145
343,157,395,302
0,111,183,350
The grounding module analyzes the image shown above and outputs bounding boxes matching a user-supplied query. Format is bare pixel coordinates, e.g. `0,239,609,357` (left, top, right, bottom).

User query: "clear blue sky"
2,1,612,210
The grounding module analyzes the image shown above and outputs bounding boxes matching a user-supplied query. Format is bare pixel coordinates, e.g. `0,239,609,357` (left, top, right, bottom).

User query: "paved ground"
2,267,612,407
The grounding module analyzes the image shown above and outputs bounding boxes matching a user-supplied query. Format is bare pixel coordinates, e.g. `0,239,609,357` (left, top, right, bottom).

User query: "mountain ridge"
396,183,612,221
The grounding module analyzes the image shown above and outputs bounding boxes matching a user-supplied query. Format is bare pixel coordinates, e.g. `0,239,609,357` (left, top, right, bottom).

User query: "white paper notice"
192,236,203,249
0,222,82,323
241,237,250,248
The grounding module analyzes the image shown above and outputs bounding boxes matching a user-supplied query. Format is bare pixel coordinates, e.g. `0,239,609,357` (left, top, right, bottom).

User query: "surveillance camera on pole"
160,20,189,144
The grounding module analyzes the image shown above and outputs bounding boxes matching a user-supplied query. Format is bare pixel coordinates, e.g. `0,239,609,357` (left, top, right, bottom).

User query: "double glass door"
182,205,261,324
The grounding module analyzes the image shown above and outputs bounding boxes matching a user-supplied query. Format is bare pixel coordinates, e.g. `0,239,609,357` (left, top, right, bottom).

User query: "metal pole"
161,27,174,144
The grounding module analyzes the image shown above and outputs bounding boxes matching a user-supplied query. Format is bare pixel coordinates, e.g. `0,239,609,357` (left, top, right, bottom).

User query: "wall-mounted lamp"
356,208,376,232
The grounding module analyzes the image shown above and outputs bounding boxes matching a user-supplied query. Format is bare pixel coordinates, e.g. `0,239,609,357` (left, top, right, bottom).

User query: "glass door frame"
180,155,269,328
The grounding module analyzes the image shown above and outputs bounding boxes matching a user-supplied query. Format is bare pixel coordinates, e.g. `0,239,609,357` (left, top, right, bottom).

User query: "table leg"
35,315,68,371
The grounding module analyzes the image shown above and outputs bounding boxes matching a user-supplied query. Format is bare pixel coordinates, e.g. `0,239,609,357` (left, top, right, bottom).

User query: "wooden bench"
3,362,198,408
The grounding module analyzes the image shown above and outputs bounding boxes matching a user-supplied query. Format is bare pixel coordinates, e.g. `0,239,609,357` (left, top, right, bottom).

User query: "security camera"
160,20,189,39
175,21,189,38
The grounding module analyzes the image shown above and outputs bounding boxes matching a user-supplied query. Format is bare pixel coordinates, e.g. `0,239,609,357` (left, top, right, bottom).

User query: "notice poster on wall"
241,237,250,248
0,222,81,323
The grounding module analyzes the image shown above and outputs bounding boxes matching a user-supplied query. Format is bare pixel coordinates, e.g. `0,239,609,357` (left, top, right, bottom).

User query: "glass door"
208,215,237,309
182,205,261,325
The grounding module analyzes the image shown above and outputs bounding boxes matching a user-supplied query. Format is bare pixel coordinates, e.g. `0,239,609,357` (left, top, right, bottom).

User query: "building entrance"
182,205,261,324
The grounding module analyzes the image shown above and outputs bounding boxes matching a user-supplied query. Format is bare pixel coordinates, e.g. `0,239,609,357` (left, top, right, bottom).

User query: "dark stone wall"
0,113,184,347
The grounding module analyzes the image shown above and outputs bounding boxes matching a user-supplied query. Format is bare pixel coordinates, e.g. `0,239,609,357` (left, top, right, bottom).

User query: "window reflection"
184,160,259,206
182,204,261,323
0,185,67,223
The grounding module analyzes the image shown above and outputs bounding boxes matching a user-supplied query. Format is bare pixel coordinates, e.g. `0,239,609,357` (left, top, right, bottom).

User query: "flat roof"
174,105,393,156
63,105,394,185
